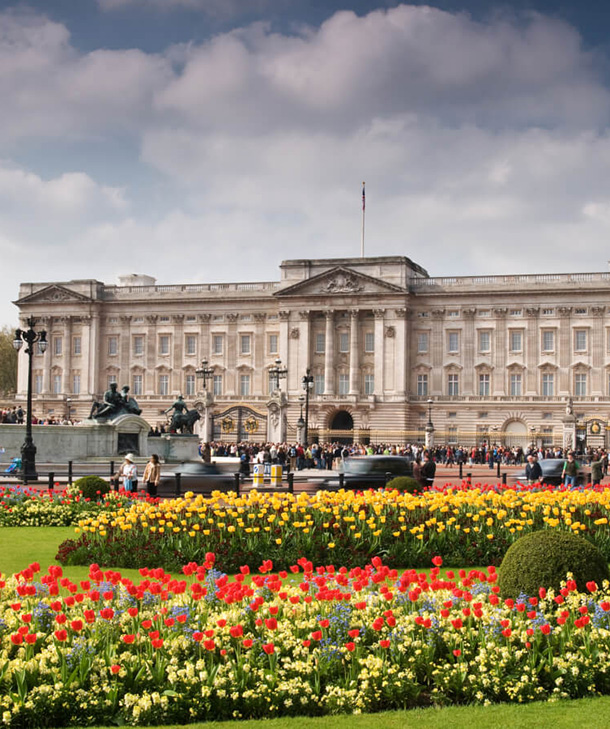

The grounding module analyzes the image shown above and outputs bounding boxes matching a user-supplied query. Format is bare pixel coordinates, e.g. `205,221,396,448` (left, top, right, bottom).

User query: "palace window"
364,332,375,353
510,373,522,397
212,335,223,355
447,332,459,354
478,373,490,397
417,374,428,397
73,337,81,356
338,374,349,395
53,336,62,356
108,336,118,356
185,373,196,396
542,372,554,397
574,329,588,352
240,335,251,355
132,374,142,396
268,334,278,355
364,374,374,395
447,373,459,396
315,333,325,353
133,336,144,355
575,373,587,397
478,331,491,353
185,335,196,356
542,330,555,352
339,332,349,353
509,330,523,352
240,374,251,396
314,374,325,395
213,375,223,396
417,332,429,353
159,336,170,356
159,374,169,396
72,374,81,395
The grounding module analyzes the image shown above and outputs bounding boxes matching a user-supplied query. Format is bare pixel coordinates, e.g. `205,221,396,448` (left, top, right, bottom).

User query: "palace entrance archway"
329,410,354,444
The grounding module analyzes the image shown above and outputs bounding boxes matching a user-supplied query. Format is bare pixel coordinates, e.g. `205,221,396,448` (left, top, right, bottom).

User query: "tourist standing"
143,454,161,497
121,454,138,493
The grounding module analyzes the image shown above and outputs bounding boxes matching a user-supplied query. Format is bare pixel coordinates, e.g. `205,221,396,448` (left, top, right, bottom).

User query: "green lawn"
0,527,146,583
86,697,610,729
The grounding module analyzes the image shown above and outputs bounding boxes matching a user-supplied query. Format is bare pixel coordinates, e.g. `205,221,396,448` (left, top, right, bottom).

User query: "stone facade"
13,257,610,448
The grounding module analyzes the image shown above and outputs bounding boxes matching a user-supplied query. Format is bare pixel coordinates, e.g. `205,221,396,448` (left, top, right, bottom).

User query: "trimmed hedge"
73,475,111,501
386,476,422,493
498,529,610,597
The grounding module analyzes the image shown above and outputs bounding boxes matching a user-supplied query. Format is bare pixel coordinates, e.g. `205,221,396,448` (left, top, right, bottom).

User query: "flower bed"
1,555,610,726
58,487,610,571
0,485,146,527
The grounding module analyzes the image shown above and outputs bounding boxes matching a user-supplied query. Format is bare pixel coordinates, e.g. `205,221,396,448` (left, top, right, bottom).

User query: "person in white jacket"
121,454,138,493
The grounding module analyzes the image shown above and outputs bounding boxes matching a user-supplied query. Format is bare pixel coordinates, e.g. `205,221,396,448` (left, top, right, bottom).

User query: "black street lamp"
301,368,314,445
425,397,435,449
196,359,215,391
269,358,288,393
13,317,47,482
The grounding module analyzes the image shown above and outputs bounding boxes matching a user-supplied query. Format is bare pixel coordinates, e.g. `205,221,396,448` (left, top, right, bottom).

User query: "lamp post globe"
13,317,47,483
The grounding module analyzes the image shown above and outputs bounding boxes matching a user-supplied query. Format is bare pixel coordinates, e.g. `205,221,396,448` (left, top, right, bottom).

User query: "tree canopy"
0,326,18,396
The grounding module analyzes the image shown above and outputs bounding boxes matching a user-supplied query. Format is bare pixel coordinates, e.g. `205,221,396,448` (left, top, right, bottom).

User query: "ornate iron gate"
212,406,267,442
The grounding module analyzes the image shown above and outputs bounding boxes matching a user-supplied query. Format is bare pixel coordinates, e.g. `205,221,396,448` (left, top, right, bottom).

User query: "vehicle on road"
515,458,590,487
321,455,414,490
158,461,236,493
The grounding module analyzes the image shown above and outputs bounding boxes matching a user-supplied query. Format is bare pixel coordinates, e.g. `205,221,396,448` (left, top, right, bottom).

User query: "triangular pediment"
275,266,405,297
15,284,93,305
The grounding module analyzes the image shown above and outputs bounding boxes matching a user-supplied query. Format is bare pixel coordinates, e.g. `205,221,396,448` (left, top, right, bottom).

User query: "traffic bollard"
175,472,181,497
287,472,294,493
48,472,54,491
233,472,241,495
68,461,73,485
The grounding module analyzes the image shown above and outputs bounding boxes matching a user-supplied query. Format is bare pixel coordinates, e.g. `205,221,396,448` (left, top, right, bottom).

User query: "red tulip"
262,642,274,655
110,664,121,674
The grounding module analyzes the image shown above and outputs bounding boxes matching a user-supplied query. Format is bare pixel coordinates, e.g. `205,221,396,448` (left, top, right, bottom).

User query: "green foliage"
386,476,421,493
73,475,111,501
0,324,18,395
498,529,610,597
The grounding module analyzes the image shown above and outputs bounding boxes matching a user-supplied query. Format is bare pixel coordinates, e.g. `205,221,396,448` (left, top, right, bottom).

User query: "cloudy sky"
2,0,610,326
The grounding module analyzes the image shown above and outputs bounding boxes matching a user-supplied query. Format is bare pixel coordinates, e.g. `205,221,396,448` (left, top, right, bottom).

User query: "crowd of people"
0,407,80,426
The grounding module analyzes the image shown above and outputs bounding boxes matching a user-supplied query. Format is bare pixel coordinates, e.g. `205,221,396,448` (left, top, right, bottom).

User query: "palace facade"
13,256,610,448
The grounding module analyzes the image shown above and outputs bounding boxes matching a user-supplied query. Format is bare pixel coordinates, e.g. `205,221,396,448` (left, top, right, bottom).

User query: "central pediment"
275,266,405,298
15,284,94,306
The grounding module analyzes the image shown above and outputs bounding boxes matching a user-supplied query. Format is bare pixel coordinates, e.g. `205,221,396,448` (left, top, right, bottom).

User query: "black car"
516,458,589,487
158,461,237,493
321,455,414,490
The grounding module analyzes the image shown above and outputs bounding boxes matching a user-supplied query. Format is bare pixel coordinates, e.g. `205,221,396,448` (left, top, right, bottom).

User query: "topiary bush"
73,475,111,501
498,529,610,597
386,476,421,493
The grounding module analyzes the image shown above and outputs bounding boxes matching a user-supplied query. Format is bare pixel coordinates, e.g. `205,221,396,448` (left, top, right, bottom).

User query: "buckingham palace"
13,255,610,448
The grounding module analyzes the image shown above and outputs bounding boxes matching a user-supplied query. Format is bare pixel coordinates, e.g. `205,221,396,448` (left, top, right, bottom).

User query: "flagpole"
361,181,365,258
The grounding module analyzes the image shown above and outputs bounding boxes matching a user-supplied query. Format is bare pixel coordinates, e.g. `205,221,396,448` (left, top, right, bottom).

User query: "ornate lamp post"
13,317,47,482
296,395,306,442
425,397,435,450
195,359,215,391
268,358,288,393
301,368,314,445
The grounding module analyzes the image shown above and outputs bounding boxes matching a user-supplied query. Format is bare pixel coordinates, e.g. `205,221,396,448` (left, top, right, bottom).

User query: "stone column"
373,309,385,396
394,308,408,398
591,306,605,394
172,314,184,394
349,309,360,395
199,313,211,361
525,307,539,394
431,309,445,394
145,315,157,395
120,315,131,390
226,313,239,396
462,308,476,395
254,313,267,395
279,310,291,387
297,311,310,388
88,310,100,396
324,310,335,395
492,308,507,395
558,306,572,395
62,316,72,395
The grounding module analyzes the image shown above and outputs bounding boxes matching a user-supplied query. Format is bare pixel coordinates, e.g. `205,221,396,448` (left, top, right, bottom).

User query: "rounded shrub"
498,529,610,597
74,475,111,501
386,476,421,493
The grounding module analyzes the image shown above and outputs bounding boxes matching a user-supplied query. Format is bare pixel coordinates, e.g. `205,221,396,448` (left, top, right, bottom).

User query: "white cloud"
3,3,610,326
